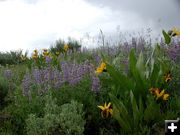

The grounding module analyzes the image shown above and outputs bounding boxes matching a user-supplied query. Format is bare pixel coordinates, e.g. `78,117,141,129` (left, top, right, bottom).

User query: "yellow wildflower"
42,48,48,51
100,62,106,69
32,54,38,59
42,49,49,57
55,51,60,56
172,27,180,36
95,62,106,75
34,49,38,53
156,89,165,100
149,88,170,101
98,102,113,118
95,67,103,74
164,71,172,83
20,55,26,61
163,94,169,101
32,50,38,60
149,87,160,95
64,44,69,52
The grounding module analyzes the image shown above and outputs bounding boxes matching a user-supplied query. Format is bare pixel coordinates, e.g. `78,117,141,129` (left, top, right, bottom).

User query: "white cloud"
0,0,164,52
0,0,110,52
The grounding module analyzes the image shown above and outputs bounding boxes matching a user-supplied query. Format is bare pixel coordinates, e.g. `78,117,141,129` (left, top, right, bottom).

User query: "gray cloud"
85,0,180,30
0,0,6,2
175,0,180,5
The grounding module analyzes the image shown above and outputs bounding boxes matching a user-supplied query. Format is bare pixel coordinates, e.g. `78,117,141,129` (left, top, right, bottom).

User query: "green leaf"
109,93,128,116
150,63,160,86
129,49,148,99
130,91,140,128
162,30,171,45
113,106,132,132
138,96,144,116
129,49,137,74
106,63,134,92
144,99,161,123
109,93,132,132
136,51,145,74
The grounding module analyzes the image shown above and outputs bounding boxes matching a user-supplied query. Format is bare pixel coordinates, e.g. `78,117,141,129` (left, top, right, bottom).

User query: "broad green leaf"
138,96,144,116
144,99,161,123
109,93,129,116
112,54,122,65
136,51,145,75
109,93,132,132
129,49,137,75
150,63,160,86
145,45,155,67
106,64,134,92
162,30,171,45
129,49,148,99
113,106,132,132
130,91,140,127
150,57,155,75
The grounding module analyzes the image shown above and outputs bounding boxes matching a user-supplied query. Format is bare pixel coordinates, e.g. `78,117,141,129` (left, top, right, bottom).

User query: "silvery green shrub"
26,92,85,135
59,100,85,135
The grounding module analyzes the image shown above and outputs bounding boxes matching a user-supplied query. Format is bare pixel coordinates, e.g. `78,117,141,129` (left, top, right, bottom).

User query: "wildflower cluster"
3,69,13,80
91,76,100,93
22,67,63,97
22,72,32,97
149,71,172,101
167,42,180,62
22,61,94,98
60,61,94,85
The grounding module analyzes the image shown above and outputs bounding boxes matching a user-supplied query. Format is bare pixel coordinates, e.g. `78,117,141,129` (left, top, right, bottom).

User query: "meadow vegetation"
0,28,180,135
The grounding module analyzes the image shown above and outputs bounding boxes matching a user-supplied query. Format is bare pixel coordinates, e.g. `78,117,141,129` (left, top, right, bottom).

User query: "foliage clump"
26,92,85,135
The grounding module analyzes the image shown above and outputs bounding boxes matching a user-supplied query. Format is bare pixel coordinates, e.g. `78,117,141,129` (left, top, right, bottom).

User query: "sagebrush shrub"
26,92,85,135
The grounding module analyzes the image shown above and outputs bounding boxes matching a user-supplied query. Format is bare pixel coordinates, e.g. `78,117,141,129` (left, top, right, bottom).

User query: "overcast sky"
0,0,179,52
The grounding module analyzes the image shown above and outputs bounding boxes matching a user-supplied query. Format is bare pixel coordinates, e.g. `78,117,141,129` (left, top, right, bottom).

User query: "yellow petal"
97,67,103,72
104,102,107,108
98,105,105,111
163,94,169,100
155,89,160,95
95,68,103,75
107,102,111,108
172,27,180,36
156,90,164,99
109,109,113,115
100,62,106,70
155,89,163,99
159,90,165,96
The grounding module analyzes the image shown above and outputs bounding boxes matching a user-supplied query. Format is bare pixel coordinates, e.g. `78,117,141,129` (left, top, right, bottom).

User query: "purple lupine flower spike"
91,76,100,93
3,69,13,80
22,73,32,98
